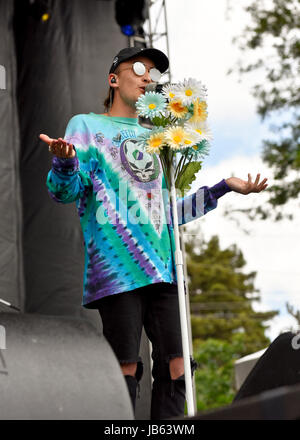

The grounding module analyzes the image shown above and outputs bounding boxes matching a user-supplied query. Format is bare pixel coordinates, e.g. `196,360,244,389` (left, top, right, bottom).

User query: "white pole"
169,158,195,417
180,229,197,409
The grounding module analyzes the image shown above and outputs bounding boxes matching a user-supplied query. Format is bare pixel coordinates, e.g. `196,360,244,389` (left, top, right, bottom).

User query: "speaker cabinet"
0,313,133,420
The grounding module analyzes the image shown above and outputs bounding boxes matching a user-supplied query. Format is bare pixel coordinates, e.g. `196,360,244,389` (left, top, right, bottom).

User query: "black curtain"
0,0,24,313
1,1,152,419
12,0,126,321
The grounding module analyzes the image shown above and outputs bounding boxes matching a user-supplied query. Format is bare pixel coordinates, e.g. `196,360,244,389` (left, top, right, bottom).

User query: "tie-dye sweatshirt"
46,113,232,308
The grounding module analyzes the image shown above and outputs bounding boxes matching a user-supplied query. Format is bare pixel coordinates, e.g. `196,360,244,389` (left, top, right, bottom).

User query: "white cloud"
183,155,300,341
164,0,260,123
155,0,300,343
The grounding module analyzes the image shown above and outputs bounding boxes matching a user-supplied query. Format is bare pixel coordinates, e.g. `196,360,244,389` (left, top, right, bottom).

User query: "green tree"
193,338,243,411
186,233,277,354
286,302,300,328
228,0,300,221
183,230,278,411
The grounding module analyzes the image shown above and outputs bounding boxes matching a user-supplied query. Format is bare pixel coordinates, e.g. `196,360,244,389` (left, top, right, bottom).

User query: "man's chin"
130,97,140,108
122,94,140,109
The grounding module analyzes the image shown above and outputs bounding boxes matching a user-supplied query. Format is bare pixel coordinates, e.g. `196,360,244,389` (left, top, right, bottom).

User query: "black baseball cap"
109,47,169,74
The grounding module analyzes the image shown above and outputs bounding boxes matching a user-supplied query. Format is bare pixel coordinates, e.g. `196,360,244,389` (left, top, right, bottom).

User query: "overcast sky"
150,0,300,341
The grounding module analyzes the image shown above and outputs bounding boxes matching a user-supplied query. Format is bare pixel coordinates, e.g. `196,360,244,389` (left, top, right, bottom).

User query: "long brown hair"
103,66,120,112
103,87,114,113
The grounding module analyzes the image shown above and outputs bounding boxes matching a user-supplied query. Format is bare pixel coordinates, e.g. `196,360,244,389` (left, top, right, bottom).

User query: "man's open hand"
39,134,75,158
225,174,268,195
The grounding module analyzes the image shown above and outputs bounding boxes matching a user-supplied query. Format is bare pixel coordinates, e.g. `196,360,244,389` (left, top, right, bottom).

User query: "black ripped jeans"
97,282,188,419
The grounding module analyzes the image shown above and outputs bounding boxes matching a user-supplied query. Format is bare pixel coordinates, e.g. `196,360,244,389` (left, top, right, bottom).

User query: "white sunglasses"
133,62,162,82
119,61,162,82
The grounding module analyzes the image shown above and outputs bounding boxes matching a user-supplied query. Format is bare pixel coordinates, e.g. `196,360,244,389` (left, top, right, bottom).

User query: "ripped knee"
169,356,198,381
169,358,198,398
120,362,137,377
169,356,184,380
120,360,144,382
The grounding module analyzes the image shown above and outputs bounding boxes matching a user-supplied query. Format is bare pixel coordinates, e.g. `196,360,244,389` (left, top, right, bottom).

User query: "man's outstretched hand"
39,134,76,158
226,174,268,195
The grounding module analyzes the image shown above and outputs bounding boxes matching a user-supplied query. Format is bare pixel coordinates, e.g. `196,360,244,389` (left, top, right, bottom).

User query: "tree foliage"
286,301,300,327
228,0,300,221
184,230,278,410
186,233,277,354
193,338,243,411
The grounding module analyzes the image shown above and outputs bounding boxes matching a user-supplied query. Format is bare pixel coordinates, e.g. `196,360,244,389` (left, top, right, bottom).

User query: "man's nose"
143,70,152,83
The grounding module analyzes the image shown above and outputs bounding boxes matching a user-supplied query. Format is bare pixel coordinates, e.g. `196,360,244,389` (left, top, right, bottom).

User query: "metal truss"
128,0,171,83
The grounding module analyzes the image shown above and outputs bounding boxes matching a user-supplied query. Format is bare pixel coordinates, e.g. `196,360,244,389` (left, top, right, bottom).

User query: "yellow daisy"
167,99,189,119
164,126,187,150
145,132,165,154
189,99,208,123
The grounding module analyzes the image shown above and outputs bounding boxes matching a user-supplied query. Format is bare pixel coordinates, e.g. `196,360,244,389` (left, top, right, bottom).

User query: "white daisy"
176,78,207,105
161,83,180,101
184,121,213,142
181,130,200,149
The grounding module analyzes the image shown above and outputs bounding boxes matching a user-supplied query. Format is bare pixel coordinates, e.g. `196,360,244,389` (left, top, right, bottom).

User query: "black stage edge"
184,383,300,420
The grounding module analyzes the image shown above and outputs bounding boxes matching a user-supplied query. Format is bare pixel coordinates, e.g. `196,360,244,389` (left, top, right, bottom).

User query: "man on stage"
40,46,268,419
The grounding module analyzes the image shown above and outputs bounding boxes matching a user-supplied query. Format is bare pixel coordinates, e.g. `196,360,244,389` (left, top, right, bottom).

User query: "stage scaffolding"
129,0,172,84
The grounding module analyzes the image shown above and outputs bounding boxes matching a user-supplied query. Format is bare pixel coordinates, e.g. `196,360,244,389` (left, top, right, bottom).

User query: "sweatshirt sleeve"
46,115,94,204
167,178,232,227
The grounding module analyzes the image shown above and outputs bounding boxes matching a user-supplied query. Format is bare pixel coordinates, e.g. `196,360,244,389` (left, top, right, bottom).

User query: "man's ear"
109,74,118,86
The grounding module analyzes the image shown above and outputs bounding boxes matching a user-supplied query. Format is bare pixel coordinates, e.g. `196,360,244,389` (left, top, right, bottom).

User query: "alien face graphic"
120,138,160,183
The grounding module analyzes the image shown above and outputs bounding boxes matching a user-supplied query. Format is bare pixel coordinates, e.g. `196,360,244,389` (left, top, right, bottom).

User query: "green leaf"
175,161,202,192
151,115,171,127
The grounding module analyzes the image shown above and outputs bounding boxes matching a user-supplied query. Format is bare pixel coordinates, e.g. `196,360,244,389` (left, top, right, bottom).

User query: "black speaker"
174,332,300,420
0,313,133,420
234,332,300,401
186,384,300,420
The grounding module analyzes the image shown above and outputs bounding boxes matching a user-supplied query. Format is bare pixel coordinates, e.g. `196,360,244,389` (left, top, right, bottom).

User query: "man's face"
113,56,156,108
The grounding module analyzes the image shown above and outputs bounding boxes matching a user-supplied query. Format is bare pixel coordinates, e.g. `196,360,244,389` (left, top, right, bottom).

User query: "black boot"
124,361,144,414
151,375,186,420
125,375,139,412
150,357,198,420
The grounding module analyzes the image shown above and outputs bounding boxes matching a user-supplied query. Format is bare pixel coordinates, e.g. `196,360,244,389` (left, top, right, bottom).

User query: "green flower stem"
161,160,169,190
175,152,190,185
167,149,174,190
182,152,190,169
175,154,185,181
159,147,171,191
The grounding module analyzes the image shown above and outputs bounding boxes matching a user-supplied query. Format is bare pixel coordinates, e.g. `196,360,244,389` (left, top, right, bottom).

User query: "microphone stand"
170,157,195,417
140,82,196,416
